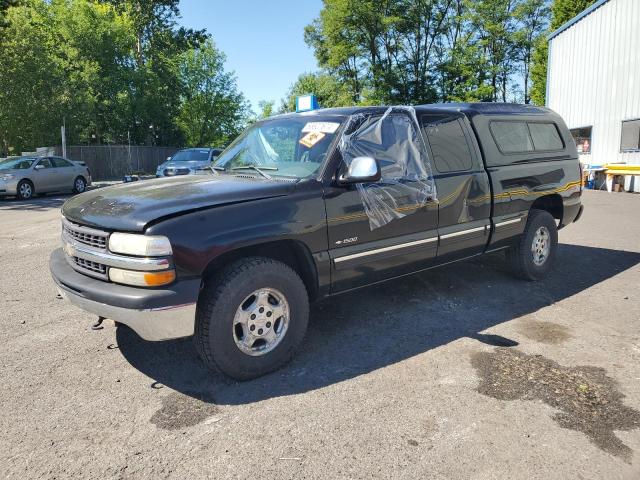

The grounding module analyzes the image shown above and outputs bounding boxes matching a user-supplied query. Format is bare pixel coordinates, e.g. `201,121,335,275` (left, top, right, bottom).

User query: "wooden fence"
53,145,180,180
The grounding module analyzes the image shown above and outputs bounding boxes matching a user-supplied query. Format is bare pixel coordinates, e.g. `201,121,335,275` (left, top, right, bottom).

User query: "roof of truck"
416,102,553,116
275,103,553,119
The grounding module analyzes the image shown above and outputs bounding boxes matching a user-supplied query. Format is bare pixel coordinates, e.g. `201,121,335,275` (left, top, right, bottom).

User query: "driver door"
324,111,439,293
32,158,58,192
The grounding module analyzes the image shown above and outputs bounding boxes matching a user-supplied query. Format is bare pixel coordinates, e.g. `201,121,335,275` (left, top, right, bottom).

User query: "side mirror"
34,164,44,170
339,156,381,185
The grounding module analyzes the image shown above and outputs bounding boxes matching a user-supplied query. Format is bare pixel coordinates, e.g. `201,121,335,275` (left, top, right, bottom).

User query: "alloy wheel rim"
531,226,550,266
76,179,85,192
20,183,32,198
232,287,290,356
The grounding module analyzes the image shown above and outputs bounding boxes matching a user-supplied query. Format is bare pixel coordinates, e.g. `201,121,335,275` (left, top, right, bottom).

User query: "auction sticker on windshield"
299,131,326,148
301,122,340,134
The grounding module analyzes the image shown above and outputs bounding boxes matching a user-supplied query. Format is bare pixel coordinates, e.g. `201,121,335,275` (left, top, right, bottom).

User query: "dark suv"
50,103,583,380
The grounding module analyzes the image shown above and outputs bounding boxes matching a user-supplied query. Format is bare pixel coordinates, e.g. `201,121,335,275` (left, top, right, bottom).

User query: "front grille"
62,218,110,279
73,256,107,276
63,221,107,249
164,168,190,176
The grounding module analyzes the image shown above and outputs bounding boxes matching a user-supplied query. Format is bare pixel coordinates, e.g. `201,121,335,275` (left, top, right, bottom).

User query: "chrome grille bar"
62,231,171,272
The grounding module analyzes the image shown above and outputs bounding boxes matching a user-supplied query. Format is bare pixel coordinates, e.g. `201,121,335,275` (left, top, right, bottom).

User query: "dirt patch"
472,349,640,462
150,392,220,430
517,320,571,344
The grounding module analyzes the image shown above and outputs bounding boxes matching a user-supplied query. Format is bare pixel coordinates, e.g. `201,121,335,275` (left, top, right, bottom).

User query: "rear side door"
419,114,492,262
51,157,76,190
324,111,439,293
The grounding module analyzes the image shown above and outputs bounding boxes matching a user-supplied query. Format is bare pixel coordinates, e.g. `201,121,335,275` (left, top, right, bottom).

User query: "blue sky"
179,0,323,112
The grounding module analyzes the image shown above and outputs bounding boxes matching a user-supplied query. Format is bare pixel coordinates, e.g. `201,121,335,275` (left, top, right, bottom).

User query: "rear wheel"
17,180,34,200
194,257,309,380
73,176,86,194
508,209,558,281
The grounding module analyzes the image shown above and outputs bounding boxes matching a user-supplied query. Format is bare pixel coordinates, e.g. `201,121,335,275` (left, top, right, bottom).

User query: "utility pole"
61,116,67,158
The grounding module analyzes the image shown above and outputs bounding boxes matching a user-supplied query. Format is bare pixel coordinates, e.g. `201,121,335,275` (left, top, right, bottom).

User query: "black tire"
72,176,86,194
194,257,309,380
508,209,558,281
16,179,34,200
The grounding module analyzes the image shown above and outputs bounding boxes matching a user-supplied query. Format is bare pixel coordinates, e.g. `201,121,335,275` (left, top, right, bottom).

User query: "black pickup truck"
50,103,583,380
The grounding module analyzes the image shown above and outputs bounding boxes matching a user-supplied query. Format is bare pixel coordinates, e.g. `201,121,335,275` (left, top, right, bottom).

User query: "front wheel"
194,257,309,380
507,209,558,281
17,180,34,200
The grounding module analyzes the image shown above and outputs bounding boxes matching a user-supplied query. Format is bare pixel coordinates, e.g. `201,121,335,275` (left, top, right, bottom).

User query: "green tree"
0,0,20,28
0,0,61,154
465,0,519,103
530,0,596,105
101,0,207,146
305,0,556,106
305,0,457,105
257,100,275,119
279,72,353,113
513,0,549,104
0,0,137,153
51,0,137,145
176,39,250,147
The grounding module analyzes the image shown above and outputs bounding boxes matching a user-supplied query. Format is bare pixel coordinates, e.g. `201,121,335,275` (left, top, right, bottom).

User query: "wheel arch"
530,194,563,225
201,239,319,301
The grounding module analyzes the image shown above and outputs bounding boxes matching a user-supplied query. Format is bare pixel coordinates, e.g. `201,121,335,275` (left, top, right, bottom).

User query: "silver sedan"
0,156,92,200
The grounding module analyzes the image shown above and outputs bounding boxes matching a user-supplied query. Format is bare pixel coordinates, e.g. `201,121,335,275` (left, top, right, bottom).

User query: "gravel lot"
1,190,639,479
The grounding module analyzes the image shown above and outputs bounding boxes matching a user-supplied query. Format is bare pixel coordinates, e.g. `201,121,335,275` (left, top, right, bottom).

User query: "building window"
621,119,640,152
570,127,592,154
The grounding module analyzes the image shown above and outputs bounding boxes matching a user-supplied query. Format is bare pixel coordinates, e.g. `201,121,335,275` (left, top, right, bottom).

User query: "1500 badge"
335,237,358,245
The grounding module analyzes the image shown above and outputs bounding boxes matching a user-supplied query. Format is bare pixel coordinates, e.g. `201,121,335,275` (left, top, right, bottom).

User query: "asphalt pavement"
0,190,639,479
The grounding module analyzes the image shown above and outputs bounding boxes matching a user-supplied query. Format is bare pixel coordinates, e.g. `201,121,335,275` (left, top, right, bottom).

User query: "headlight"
109,268,176,287
108,233,172,256
0,174,15,181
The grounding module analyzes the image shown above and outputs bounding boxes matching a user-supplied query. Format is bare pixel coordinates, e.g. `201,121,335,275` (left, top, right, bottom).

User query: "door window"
338,107,437,230
36,158,53,168
51,157,73,167
421,116,473,172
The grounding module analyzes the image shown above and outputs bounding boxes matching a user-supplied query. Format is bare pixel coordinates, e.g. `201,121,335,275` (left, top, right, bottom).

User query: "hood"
62,175,295,232
0,169,22,175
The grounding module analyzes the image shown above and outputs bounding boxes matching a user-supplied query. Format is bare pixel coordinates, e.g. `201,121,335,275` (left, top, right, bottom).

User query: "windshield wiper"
210,165,226,175
230,165,277,179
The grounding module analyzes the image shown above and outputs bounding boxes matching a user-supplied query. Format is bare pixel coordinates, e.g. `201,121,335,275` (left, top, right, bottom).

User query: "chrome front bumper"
56,284,196,341
50,247,199,341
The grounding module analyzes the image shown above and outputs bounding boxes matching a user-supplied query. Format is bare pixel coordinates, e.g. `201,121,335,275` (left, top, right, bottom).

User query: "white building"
546,0,640,191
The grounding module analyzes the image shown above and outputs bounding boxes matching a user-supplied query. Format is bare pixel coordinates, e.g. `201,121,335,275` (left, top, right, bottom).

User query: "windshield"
170,149,211,162
0,156,36,170
213,115,344,179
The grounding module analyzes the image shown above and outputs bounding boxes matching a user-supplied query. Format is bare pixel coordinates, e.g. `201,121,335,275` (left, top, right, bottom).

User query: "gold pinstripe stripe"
327,180,581,224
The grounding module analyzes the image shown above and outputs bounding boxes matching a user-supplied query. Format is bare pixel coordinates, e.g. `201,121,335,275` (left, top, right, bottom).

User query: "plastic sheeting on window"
338,106,437,230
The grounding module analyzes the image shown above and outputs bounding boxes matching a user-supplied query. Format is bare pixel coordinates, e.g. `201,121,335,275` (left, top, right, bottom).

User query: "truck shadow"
117,243,640,405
